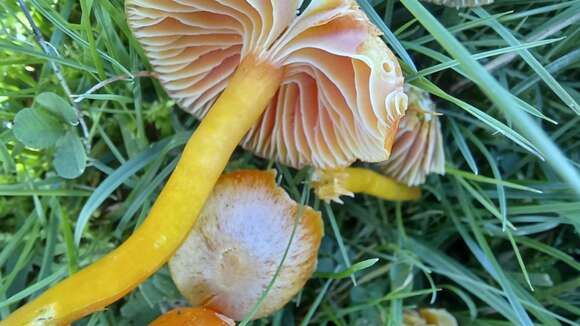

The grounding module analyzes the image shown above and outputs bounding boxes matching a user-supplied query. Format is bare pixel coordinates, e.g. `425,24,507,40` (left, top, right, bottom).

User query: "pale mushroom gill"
378,85,445,186
126,0,407,169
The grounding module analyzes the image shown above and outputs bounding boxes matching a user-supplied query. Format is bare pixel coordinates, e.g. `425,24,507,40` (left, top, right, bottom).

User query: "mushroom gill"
126,0,407,168
378,85,445,186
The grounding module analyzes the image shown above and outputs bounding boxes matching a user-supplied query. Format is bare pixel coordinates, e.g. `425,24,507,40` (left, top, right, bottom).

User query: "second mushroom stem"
314,167,422,203
344,168,421,200
1,57,284,326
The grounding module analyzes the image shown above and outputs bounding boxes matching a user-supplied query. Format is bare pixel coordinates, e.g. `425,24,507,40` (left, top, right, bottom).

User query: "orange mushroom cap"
150,307,235,326
377,85,445,186
126,0,407,169
169,170,323,320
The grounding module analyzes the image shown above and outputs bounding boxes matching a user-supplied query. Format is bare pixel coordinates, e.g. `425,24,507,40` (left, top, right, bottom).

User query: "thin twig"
17,0,91,151
72,71,158,103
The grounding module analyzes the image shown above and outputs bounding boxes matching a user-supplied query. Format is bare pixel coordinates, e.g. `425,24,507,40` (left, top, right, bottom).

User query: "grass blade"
400,0,580,196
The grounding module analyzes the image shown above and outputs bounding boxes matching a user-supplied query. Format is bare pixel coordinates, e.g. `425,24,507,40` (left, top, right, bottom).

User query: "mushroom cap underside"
377,85,445,186
126,0,407,169
169,169,323,320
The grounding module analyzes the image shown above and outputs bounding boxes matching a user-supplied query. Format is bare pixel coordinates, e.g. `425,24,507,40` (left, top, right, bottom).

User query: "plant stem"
72,71,158,103
16,0,91,150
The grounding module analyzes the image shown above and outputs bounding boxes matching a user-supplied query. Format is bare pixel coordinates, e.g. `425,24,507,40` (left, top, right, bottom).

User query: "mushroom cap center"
169,170,323,320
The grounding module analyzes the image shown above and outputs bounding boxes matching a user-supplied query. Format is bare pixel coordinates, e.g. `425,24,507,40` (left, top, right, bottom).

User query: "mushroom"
3,1,407,324
169,169,323,321
403,308,458,326
422,0,494,7
150,307,235,326
377,85,445,186
313,85,443,203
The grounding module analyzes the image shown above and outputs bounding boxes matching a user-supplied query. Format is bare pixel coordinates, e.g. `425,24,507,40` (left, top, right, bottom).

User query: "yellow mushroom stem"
313,167,421,203
2,56,283,326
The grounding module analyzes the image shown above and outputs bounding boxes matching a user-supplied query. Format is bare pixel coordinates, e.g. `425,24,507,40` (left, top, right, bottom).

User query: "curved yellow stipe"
313,167,421,203
1,57,283,326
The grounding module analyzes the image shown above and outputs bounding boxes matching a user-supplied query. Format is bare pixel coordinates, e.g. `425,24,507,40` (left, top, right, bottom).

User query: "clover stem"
2,56,283,326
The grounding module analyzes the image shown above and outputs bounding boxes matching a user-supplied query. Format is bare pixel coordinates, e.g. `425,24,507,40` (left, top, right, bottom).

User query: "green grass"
1,0,579,325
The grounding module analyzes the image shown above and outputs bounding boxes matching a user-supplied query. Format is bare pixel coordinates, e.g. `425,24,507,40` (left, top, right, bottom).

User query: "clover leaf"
12,92,87,179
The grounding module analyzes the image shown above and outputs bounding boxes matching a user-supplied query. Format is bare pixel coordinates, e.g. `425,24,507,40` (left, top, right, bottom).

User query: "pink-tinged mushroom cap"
126,0,407,169
377,85,445,186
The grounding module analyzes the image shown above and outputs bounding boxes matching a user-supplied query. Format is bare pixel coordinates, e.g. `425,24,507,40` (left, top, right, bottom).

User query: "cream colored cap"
169,170,323,320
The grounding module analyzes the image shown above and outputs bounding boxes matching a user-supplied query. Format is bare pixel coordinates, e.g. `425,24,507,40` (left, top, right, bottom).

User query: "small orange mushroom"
150,307,235,326
169,169,323,321
2,2,407,325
